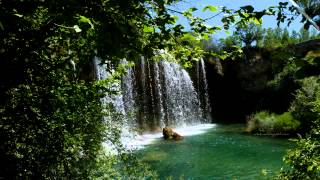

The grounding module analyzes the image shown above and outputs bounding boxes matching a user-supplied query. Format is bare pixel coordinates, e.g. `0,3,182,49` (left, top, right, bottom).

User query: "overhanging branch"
289,0,320,31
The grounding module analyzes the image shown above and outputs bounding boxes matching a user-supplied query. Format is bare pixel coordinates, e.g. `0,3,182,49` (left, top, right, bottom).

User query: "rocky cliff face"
205,47,298,123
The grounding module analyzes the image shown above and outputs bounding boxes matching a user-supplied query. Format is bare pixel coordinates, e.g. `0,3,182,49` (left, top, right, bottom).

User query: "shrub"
276,127,320,180
246,111,300,135
276,77,320,179
274,112,301,132
290,76,320,133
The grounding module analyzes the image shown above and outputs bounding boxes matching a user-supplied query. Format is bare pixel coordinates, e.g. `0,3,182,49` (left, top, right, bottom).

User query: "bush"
276,77,320,179
275,112,301,132
89,151,158,179
276,127,320,180
290,76,320,133
246,111,300,135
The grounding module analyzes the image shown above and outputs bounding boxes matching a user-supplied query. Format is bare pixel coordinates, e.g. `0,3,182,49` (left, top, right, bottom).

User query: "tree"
0,0,187,178
299,27,311,41
281,28,290,45
277,78,320,180
279,0,320,30
295,0,320,29
235,22,265,47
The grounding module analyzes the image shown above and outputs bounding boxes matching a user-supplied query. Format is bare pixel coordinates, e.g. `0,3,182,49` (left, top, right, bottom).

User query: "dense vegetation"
0,0,319,179
0,0,190,178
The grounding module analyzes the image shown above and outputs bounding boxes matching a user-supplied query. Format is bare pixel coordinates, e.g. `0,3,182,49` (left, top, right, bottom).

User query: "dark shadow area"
205,47,299,123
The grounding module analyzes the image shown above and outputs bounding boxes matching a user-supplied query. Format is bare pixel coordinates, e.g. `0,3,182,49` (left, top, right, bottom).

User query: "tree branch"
289,0,320,31
203,12,223,21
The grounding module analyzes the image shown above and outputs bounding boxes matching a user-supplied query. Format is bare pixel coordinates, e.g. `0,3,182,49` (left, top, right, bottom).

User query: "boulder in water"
172,132,184,140
163,127,183,140
163,127,174,139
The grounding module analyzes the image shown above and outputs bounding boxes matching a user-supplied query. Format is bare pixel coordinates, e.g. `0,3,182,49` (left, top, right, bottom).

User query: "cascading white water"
159,61,203,127
199,58,212,122
95,56,214,149
94,57,125,115
121,60,136,123
95,56,212,132
153,62,165,128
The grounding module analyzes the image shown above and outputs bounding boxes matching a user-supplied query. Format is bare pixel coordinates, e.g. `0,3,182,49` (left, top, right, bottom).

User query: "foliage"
273,0,320,31
275,76,320,179
1,80,106,178
89,151,158,179
246,111,300,134
219,24,319,50
0,0,315,178
235,22,265,47
267,56,299,89
0,0,177,178
290,77,320,132
276,127,320,180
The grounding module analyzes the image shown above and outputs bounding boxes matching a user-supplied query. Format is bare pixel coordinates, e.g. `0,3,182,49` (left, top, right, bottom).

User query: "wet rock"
163,127,183,140
172,132,184,140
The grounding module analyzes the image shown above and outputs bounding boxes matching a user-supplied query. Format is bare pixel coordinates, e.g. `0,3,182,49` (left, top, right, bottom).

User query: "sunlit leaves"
77,15,94,29
73,25,82,33
202,5,218,13
278,130,320,179
14,13,23,18
170,15,179,24
252,17,263,25
143,26,154,33
190,7,198,12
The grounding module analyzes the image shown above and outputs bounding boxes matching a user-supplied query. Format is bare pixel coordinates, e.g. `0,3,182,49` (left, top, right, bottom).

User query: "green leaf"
182,11,192,18
189,7,198,12
202,5,218,13
0,22,4,31
240,5,254,13
181,33,197,42
73,25,82,33
143,26,153,33
171,15,179,24
252,17,262,25
14,13,23,18
77,15,94,29
242,13,250,18
202,33,209,40
219,54,227,60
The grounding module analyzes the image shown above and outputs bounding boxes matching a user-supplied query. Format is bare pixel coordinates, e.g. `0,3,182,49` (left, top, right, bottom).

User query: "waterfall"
159,61,203,127
198,59,212,122
95,56,212,132
94,57,125,115
121,60,136,125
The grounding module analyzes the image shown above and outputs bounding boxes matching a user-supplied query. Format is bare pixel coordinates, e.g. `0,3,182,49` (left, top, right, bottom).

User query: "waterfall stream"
95,57,212,132
197,59,212,122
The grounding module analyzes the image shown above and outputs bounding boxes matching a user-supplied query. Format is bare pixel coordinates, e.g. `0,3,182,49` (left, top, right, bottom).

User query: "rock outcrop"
162,127,183,141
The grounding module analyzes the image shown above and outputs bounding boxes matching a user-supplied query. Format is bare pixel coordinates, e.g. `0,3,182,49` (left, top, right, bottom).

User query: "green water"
138,124,293,180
